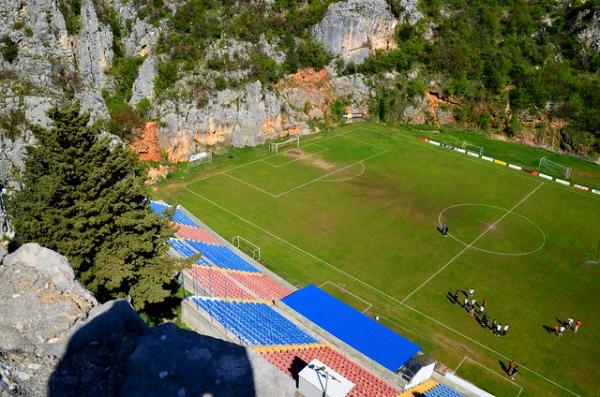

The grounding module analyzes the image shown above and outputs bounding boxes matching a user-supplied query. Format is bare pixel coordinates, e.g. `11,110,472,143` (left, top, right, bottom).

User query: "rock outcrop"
573,6,600,53
311,0,398,64
0,243,295,396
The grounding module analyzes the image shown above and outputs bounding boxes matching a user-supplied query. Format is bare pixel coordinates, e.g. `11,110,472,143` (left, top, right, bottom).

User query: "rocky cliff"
0,243,295,396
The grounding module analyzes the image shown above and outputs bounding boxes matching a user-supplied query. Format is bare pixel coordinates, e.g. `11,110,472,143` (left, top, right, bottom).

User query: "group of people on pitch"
452,288,510,336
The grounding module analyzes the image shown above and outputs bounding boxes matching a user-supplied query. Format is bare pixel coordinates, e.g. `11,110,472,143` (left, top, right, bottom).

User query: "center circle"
438,204,546,256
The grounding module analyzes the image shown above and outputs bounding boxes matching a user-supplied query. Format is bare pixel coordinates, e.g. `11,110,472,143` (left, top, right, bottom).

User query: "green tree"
6,103,184,310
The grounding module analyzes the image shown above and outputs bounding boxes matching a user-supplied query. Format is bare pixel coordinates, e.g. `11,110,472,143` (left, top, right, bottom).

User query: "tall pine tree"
7,104,183,309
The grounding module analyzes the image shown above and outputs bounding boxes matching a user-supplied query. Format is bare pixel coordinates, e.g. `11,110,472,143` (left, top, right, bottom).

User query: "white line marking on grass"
368,125,599,202
321,161,366,182
401,182,544,304
438,204,546,256
454,356,524,397
275,151,385,197
222,173,279,198
260,143,330,168
402,303,579,396
320,280,373,313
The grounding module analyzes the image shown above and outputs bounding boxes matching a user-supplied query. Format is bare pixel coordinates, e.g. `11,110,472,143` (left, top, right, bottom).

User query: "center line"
401,182,544,303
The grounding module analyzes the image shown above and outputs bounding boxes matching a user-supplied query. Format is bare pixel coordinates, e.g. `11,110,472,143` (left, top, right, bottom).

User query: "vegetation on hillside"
361,0,600,157
6,104,185,311
154,0,332,92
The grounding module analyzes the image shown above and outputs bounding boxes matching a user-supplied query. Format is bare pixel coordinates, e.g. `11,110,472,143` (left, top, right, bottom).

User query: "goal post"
539,157,572,179
269,137,300,154
232,235,261,260
462,141,484,156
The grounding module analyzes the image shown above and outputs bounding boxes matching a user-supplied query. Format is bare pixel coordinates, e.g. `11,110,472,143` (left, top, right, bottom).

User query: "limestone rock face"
156,80,294,161
311,0,398,64
130,55,156,105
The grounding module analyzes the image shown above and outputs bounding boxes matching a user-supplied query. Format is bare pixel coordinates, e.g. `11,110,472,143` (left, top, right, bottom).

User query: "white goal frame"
462,141,484,156
269,137,299,154
232,235,261,260
539,157,572,179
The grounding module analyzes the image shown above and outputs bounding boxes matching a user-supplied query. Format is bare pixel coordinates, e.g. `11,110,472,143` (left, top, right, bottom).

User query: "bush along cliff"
5,104,185,313
0,0,598,180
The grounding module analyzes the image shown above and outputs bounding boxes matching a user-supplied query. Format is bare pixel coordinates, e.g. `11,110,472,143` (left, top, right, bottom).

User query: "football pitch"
154,123,600,396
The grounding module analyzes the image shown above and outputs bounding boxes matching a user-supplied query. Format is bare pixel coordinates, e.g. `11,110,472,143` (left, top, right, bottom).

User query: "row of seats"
176,224,222,246
167,238,210,266
230,272,291,300
260,345,400,397
186,267,254,299
149,200,171,214
172,208,200,227
190,297,318,346
186,239,259,273
149,201,200,228
425,384,465,397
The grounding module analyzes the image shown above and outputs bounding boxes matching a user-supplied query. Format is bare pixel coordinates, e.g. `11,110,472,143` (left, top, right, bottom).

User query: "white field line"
260,143,330,168
220,149,383,198
339,133,385,150
222,173,279,198
321,161,366,182
183,126,365,189
365,125,598,202
320,280,373,313
400,182,544,304
454,356,523,397
180,130,581,397
275,151,385,198
402,303,580,396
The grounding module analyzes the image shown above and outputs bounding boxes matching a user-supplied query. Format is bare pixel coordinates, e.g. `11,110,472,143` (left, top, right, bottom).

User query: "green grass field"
154,122,600,397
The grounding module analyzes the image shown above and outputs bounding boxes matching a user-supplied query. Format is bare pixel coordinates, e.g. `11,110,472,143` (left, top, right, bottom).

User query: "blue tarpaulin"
282,285,420,372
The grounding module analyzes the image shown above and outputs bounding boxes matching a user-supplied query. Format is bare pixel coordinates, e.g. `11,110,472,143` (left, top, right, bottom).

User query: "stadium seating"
167,238,210,266
185,240,259,273
259,345,401,397
185,267,254,299
423,384,465,397
176,224,222,246
189,297,318,346
230,272,291,300
149,200,171,214
172,207,200,227
149,201,200,227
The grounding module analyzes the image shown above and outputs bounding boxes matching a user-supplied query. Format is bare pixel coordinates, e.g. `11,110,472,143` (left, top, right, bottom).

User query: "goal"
232,235,261,260
269,137,299,154
462,141,484,156
539,157,572,179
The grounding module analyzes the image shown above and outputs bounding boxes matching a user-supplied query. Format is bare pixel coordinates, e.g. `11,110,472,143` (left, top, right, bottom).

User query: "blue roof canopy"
282,285,420,372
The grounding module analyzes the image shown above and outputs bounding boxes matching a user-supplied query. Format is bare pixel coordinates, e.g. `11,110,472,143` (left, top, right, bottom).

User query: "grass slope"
154,122,600,396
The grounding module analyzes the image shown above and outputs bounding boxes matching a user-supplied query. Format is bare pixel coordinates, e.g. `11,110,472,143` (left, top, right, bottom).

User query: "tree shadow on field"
48,300,258,397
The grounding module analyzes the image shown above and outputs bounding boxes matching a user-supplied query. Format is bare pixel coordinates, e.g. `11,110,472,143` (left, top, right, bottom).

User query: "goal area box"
269,137,299,154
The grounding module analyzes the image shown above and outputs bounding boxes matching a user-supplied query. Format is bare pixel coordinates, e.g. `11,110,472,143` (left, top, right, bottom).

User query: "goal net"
269,137,299,154
539,157,572,179
462,141,484,156
232,235,261,260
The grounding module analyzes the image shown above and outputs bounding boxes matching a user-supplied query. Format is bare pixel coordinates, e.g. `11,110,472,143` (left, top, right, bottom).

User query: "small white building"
298,359,355,397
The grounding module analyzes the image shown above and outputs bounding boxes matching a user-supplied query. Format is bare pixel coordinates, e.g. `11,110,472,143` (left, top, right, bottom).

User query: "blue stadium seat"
185,240,259,273
149,201,171,214
189,297,319,346
172,207,200,227
167,238,210,266
425,385,465,397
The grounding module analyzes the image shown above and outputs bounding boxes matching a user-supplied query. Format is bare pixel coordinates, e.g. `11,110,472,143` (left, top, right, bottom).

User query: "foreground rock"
0,243,295,396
